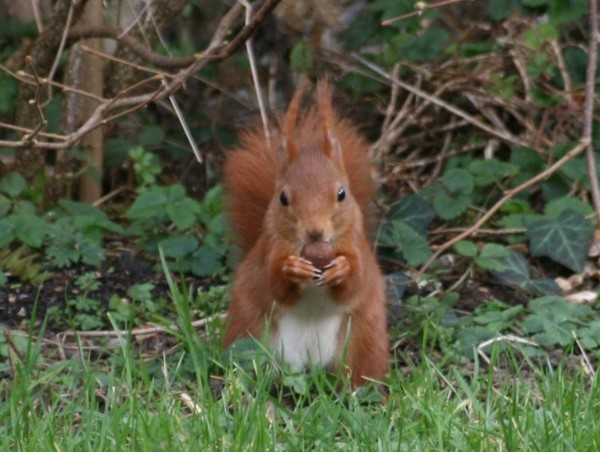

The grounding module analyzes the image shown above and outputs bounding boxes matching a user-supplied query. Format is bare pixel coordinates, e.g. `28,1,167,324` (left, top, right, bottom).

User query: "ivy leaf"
486,251,560,295
524,278,560,295
388,195,435,235
526,210,594,272
488,251,530,286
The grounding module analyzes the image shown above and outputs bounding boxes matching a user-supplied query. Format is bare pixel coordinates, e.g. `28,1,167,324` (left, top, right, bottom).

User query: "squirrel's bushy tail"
224,80,375,255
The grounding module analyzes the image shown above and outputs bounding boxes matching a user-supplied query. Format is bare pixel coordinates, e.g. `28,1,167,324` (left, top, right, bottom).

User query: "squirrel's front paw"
318,256,350,287
282,255,322,285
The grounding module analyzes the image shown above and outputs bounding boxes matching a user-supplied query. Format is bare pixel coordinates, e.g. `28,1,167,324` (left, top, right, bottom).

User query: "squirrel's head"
269,80,363,249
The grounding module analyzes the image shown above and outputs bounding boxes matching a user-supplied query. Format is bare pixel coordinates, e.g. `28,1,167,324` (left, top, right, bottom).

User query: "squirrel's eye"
337,187,346,202
280,191,289,206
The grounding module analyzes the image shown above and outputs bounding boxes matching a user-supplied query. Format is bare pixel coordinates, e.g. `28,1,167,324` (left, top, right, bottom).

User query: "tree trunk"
14,0,87,186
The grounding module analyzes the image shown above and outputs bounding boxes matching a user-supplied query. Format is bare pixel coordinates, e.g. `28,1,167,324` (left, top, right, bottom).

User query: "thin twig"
352,53,529,148
381,0,468,26
22,57,48,143
0,0,282,151
164,80,203,164
45,0,75,105
584,0,600,221
572,331,596,377
57,313,224,341
240,0,271,147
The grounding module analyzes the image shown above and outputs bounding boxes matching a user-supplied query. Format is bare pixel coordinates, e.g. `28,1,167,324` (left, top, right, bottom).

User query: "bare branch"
584,0,600,220
352,53,530,148
1,0,283,151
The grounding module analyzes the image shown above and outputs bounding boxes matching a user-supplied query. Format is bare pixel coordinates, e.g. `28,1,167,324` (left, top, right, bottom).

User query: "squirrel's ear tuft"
283,81,307,161
317,79,342,160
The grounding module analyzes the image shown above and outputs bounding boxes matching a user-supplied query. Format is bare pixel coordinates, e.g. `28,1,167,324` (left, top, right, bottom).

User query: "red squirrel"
223,80,388,387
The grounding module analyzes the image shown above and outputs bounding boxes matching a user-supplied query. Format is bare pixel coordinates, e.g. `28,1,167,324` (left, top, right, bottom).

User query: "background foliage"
0,0,600,447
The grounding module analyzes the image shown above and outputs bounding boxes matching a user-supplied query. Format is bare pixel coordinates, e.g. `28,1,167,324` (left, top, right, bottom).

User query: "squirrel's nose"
306,229,324,242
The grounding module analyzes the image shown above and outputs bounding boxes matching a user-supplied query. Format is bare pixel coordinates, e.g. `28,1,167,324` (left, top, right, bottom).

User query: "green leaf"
545,196,593,218
127,188,168,220
0,197,11,218
387,221,432,267
524,278,560,295
522,296,592,347
456,327,498,356
79,240,105,266
549,0,587,24
468,159,518,186
578,320,600,349
14,215,47,248
0,217,16,247
473,302,523,331
526,210,594,272
396,27,449,63
453,240,478,257
442,168,473,194
290,41,315,73
0,173,26,197
159,235,199,258
0,72,17,115
474,243,511,271
488,251,530,286
564,47,588,85
523,23,558,49
190,244,224,277
127,283,155,302
166,197,200,230
388,195,435,235
432,169,474,220
484,251,560,295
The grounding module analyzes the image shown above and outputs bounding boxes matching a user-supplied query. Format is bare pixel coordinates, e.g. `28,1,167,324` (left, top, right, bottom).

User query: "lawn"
2,275,599,450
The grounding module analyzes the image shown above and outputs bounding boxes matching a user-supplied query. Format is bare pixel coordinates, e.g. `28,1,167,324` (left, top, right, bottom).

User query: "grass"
2,342,600,451
2,267,600,450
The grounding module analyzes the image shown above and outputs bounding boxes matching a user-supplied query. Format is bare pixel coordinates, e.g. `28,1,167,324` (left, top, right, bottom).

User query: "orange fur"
223,80,388,387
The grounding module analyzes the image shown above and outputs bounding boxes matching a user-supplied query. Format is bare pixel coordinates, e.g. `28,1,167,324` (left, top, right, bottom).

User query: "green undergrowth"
2,292,600,450
2,261,600,449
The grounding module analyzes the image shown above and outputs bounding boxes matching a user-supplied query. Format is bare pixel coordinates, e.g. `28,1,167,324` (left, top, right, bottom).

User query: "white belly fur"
273,286,345,369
